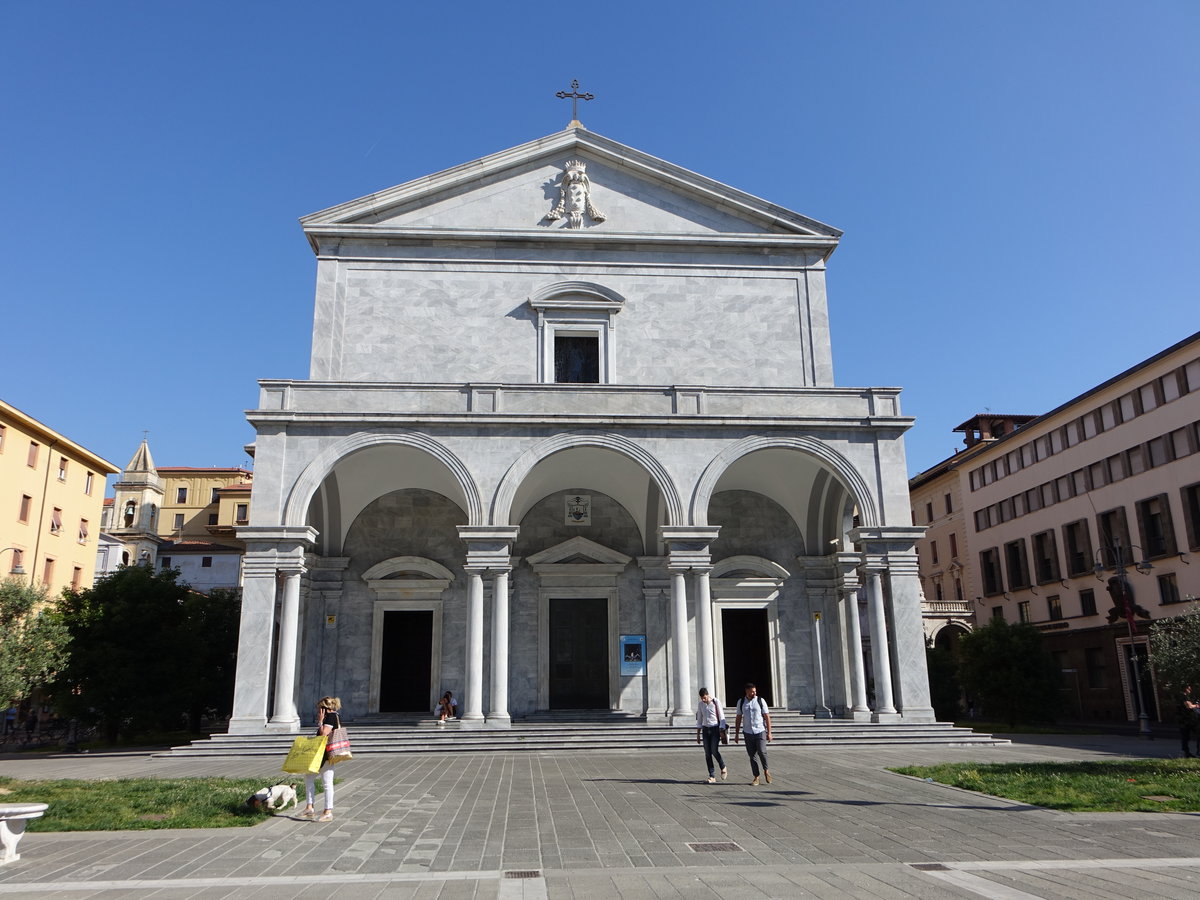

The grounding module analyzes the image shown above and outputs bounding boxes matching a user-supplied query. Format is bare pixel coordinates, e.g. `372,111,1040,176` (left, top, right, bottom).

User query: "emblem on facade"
565,494,592,525
545,160,606,229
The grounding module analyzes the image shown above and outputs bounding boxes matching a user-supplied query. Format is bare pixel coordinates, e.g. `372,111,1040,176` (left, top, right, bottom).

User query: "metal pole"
1107,545,1153,739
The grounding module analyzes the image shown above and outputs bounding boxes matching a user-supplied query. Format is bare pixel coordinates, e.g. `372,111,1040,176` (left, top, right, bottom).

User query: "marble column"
865,569,899,721
488,567,511,727
844,589,871,717
227,526,317,735
458,527,519,730
659,526,720,725
886,551,936,721
269,566,305,730
669,569,692,720
228,559,278,733
463,569,486,724
693,568,715,695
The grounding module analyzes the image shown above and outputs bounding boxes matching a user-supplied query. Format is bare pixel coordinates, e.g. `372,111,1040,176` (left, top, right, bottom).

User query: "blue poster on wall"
619,634,646,676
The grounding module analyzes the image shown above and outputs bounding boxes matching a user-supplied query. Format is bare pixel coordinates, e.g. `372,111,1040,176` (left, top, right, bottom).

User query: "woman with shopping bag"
300,696,344,822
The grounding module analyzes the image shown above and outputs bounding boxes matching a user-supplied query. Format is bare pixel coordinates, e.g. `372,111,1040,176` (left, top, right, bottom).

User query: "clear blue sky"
2,2,1197,486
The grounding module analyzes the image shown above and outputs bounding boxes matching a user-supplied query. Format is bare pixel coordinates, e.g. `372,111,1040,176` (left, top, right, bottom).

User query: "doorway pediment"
527,536,632,569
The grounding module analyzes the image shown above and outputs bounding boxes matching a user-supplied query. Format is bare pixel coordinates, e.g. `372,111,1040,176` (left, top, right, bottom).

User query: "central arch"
492,431,683,528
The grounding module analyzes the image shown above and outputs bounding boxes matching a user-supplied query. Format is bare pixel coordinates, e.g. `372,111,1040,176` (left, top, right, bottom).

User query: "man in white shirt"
733,682,772,785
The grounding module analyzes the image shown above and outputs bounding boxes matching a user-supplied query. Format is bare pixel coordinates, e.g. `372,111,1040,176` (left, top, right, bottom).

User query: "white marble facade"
228,127,934,733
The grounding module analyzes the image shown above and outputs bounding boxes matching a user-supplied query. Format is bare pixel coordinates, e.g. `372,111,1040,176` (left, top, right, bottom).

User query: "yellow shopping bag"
282,734,327,774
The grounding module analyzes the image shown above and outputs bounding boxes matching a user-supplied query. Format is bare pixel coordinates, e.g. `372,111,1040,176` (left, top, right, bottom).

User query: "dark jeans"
743,730,769,776
1181,721,1196,756
701,725,726,776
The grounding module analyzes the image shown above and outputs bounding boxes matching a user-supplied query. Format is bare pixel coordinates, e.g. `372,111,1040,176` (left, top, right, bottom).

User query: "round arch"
284,431,484,528
492,431,683,527
931,621,972,652
691,435,879,529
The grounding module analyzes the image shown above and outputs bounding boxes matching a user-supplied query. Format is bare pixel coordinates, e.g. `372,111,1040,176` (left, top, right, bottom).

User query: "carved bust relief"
544,159,606,228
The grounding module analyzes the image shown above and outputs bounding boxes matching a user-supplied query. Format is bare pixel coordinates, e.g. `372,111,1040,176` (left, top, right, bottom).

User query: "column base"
668,710,694,726
266,717,302,733
871,711,902,724
843,708,872,722
227,716,268,735
458,714,486,730
485,714,512,728
900,706,937,723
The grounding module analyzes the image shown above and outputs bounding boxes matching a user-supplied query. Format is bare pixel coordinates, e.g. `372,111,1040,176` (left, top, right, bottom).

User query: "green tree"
1149,605,1200,694
53,565,240,741
180,587,241,732
926,644,962,721
0,578,69,706
956,618,1060,728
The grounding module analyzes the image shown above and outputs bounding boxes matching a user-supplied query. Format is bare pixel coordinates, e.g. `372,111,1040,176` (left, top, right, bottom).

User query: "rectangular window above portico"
528,282,623,384
554,333,600,383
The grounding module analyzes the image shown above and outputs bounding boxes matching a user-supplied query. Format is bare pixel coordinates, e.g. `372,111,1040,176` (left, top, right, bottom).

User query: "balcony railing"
922,600,972,616
251,380,909,424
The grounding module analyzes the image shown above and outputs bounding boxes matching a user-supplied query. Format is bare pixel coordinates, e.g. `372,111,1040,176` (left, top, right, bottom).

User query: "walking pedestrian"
1179,685,1198,758
300,697,343,823
695,688,728,783
734,682,772,785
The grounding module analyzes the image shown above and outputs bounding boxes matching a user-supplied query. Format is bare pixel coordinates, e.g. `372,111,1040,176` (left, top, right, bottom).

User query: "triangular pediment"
526,536,632,568
301,128,840,241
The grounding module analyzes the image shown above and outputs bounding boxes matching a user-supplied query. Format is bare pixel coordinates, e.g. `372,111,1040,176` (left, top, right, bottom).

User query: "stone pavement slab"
1,734,1198,898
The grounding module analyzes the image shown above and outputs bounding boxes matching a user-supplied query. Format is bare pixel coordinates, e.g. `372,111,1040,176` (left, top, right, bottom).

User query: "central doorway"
549,597,609,708
721,607,774,706
379,610,433,712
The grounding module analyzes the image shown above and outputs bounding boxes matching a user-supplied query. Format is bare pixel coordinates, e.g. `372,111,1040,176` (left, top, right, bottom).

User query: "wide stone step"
156,721,1008,758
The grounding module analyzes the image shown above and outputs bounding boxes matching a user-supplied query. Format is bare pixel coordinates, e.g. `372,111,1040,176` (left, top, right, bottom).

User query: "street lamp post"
0,548,27,577
1094,544,1154,738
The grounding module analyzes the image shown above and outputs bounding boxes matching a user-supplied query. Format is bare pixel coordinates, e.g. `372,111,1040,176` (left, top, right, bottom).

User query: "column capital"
459,526,520,571
660,525,720,570
796,555,836,590
834,551,863,591
238,525,319,552
849,525,925,555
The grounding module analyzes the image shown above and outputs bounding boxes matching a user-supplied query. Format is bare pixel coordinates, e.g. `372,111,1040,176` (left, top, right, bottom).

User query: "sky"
2,2,1197,488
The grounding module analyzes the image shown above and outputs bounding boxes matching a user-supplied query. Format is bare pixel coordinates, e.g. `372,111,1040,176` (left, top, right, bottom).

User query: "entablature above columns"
661,526,721,572
250,380,914,430
458,525,520,572
239,525,319,577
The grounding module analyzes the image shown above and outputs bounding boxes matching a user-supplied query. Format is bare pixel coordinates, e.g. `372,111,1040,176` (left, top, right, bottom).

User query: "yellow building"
0,399,119,595
156,467,253,548
99,441,252,593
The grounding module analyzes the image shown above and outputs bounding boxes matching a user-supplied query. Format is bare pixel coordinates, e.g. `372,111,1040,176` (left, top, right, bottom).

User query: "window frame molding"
528,282,624,385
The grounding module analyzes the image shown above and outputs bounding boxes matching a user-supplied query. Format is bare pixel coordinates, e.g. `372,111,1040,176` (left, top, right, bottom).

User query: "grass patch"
0,776,322,831
892,759,1200,812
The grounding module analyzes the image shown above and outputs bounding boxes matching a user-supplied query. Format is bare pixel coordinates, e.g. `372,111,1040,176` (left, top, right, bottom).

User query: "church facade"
228,127,933,733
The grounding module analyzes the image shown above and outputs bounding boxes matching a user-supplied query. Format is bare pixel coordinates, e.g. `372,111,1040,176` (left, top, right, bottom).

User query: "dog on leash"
247,782,299,812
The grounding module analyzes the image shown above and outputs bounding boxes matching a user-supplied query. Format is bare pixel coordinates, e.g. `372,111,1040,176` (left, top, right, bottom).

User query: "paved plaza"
1,734,1198,898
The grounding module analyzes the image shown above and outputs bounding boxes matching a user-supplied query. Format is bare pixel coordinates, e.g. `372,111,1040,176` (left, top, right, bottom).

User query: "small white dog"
247,782,298,812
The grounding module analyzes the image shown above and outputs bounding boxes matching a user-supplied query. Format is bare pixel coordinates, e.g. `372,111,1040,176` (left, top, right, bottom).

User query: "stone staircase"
156,711,1008,758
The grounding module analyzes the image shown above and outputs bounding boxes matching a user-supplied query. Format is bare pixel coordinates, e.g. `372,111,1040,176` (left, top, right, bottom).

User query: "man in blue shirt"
733,682,772,785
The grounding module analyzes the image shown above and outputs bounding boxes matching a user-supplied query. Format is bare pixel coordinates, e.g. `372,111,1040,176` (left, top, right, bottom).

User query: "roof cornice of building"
909,329,1200,487
0,399,119,474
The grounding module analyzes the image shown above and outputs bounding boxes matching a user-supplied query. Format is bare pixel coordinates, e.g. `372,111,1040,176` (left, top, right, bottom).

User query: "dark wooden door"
379,610,433,712
721,608,773,707
549,598,609,708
